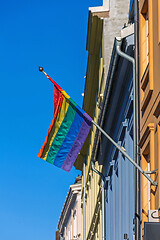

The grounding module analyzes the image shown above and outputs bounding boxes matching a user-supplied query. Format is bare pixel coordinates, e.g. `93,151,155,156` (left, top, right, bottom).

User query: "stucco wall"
57,183,82,240
103,0,130,81
82,1,132,240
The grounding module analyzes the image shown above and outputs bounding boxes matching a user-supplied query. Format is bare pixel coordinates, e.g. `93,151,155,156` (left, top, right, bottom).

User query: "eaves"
91,25,134,166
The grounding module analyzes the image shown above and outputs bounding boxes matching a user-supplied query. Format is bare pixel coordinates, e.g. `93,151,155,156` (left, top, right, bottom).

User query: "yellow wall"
81,13,106,240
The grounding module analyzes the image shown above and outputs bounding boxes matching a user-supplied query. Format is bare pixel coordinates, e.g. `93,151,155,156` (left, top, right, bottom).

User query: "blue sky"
0,0,102,239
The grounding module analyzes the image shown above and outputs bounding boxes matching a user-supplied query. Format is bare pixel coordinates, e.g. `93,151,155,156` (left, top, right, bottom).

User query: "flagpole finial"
39,66,44,72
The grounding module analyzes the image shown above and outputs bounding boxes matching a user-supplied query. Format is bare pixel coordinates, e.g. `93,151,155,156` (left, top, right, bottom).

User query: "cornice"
57,183,82,234
89,0,109,14
139,123,154,148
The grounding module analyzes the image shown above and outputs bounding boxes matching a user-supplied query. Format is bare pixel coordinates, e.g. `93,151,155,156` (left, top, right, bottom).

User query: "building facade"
57,177,82,240
56,0,160,239
97,31,135,240
139,0,160,238
79,0,131,240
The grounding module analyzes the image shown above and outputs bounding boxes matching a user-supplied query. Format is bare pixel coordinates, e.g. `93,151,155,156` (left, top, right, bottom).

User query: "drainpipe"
116,38,136,165
116,36,137,178
91,161,106,240
116,37,137,239
101,179,106,240
134,0,141,239
83,159,86,240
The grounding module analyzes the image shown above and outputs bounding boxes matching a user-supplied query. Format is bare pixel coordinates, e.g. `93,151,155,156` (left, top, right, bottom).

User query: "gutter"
91,37,121,163
116,37,136,175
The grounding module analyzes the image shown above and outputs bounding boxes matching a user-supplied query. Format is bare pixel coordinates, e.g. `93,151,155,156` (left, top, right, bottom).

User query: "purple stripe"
61,117,92,172
83,112,92,123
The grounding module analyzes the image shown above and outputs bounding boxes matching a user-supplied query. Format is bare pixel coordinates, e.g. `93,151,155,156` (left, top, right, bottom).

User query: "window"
140,0,149,74
140,0,153,117
146,12,149,64
73,210,77,238
142,143,151,211
139,123,155,231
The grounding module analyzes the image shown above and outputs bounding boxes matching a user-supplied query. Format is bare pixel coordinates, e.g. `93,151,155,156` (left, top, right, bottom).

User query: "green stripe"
41,96,68,159
69,98,77,108
46,103,77,164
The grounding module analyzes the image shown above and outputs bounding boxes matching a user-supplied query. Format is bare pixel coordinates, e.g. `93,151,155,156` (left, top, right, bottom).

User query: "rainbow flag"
38,74,92,172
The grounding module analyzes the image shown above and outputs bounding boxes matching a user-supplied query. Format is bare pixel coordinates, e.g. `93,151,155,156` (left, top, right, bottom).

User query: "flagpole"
39,67,62,90
38,67,157,186
39,66,52,80
92,120,158,186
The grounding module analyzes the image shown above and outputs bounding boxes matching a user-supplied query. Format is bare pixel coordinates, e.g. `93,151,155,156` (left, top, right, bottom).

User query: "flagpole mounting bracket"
144,168,158,175
92,120,158,186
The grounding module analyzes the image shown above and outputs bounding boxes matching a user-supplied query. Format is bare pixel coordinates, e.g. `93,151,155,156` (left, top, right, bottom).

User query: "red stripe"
37,91,64,158
54,86,61,113
47,75,63,91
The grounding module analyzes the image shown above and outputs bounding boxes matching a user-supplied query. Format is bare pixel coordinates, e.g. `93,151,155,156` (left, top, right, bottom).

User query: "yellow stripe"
62,90,70,100
42,97,70,160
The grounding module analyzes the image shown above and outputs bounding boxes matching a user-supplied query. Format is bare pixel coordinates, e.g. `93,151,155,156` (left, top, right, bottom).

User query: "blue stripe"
46,103,76,164
76,104,85,115
69,97,85,116
53,110,84,168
